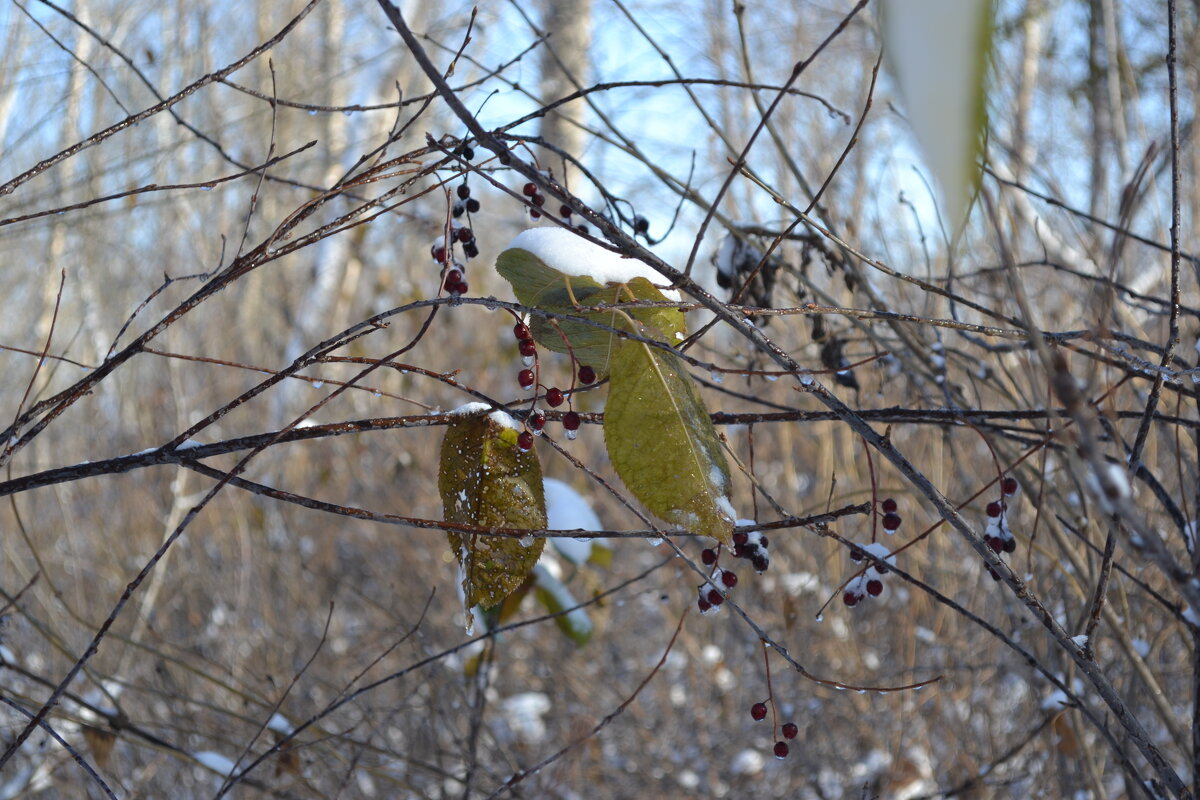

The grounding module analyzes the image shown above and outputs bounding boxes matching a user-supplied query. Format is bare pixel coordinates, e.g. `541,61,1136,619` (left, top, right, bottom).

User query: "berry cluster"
511,320,594,449
984,476,1020,578
748,701,799,759
521,182,548,220
695,522,769,615
451,181,481,219
732,524,771,574
433,183,483,296
844,541,895,607
879,496,902,535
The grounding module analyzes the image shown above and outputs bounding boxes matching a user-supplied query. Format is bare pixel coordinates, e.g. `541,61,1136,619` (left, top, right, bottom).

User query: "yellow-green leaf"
604,339,735,545
439,407,547,609
496,247,686,379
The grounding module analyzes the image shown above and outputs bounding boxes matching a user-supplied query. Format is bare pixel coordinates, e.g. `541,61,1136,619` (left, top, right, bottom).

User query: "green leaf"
439,408,547,610
881,0,992,226
532,565,593,646
497,248,686,379
604,339,735,545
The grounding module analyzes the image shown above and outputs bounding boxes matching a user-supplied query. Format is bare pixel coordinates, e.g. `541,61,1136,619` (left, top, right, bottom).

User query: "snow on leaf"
544,477,601,565
604,338,734,545
881,0,992,226
496,240,686,380
439,410,547,610
506,227,679,299
532,564,593,645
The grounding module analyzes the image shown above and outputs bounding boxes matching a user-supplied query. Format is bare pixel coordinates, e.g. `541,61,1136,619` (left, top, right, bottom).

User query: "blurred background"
0,1,1196,797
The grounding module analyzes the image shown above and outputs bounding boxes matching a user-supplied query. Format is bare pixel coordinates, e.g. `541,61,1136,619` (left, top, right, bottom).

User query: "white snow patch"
267,712,294,735
176,439,204,450
1070,634,1089,649
499,692,551,744
543,478,601,565
713,495,737,523
448,402,519,430
730,748,765,775
1132,638,1150,658
193,751,237,775
508,227,680,300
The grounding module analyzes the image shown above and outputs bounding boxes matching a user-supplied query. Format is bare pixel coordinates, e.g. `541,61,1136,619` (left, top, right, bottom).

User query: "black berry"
882,512,902,532
465,198,480,213
633,215,649,234
881,498,898,513
456,184,471,200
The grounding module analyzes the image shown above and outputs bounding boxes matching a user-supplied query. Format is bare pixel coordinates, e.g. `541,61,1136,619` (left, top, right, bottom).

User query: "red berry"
514,322,532,341
531,193,545,207
562,411,581,431
1001,477,1019,496
986,501,1003,518
431,245,447,264
560,204,573,217
707,588,724,606
881,498,898,513
750,702,767,721
443,270,462,292
452,280,468,295
530,209,541,219
545,387,564,407
987,536,1004,553
522,182,537,197
732,531,748,546
721,570,737,588
701,548,717,566
456,184,471,200
988,566,1002,581
456,226,473,243
882,512,902,531
866,579,883,597
519,339,537,357
849,548,863,562
529,412,546,432
697,596,711,613
843,591,860,607
517,431,533,451
578,365,596,384
781,722,798,739
773,742,789,759
518,369,535,390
